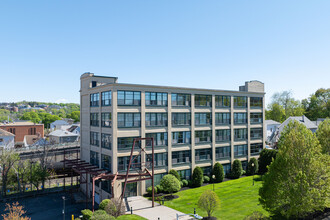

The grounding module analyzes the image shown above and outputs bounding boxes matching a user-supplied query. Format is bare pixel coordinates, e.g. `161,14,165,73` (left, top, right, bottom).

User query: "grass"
117,214,147,220
164,175,268,220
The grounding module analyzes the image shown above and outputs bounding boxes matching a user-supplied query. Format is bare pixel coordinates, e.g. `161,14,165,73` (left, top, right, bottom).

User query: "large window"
251,128,263,139
250,97,263,108
171,93,191,106
216,146,231,159
101,113,111,127
195,130,212,143
172,113,191,126
101,180,112,194
250,113,262,124
242,161,248,171
101,154,111,171
145,113,167,127
234,144,248,157
234,96,247,108
117,137,140,150
90,151,99,167
201,166,212,176
146,153,168,167
101,133,111,150
178,169,191,180
117,91,141,106
215,129,231,142
90,113,99,126
101,91,111,106
215,113,230,125
145,173,166,189
118,156,141,172
251,143,263,154
146,132,168,147
234,128,247,141
195,94,212,107
195,149,212,161
223,163,231,175
117,113,141,128
215,95,231,107
145,92,167,106
172,131,191,145
172,150,191,164
195,113,212,125
90,93,99,107
234,113,247,124
90,132,99,146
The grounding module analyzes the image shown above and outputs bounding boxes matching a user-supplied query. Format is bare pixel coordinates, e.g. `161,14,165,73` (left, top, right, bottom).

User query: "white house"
265,119,281,143
50,120,69,131
48,130,79,144
0,128,15,149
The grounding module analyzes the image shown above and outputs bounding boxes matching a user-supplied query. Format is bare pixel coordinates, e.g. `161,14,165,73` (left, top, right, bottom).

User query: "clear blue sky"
1,1,329,107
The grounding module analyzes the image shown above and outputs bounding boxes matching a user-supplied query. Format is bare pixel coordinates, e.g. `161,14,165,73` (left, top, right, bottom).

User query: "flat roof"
0,121,43,126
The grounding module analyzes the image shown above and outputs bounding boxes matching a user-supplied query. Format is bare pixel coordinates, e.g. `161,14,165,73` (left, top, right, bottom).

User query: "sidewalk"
125,196,195,220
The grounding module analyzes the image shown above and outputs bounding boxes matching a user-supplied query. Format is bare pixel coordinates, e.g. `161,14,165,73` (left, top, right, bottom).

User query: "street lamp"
212,175,215,191
62,196,66,220
252,163,255,186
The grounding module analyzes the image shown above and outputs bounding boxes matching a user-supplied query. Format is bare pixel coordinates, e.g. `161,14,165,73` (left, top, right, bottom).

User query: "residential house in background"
48,130,79,144
265,119,281,144
0,128,15,149
67,124,80,135
50,120,69,131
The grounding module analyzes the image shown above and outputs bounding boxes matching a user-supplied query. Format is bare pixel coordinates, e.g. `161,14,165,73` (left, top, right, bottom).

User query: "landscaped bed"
116,214,147,220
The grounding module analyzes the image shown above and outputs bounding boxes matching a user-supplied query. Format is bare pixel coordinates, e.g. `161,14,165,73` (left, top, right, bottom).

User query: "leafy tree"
243,211,267,220
192,166,204,187
81,209,93,220
258,149,277,175
38,113,61,128
20,112,41,124
168,169,180,180
266,103,286,122
104,198,125,217
0,149,20,196
197,190,220,218
230,160,242,179
246,158,258,176
302,88,330,120
67,111,80,122
212,162,224,183
99,199,110,210
160,174,181,196
259,121,330,219
2,202,31,220
316,119,330,154
91,210,114,220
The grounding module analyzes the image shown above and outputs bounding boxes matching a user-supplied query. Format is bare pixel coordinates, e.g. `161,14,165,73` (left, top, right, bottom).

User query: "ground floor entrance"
122,182,137,198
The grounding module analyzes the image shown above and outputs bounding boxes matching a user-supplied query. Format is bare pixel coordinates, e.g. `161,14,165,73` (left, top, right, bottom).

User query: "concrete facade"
80,73,265,201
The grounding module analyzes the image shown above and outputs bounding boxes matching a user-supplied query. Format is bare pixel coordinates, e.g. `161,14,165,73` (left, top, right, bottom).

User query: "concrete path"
125,196,195,220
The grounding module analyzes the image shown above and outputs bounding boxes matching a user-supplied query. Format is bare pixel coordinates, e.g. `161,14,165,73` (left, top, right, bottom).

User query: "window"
172,150,191,164
250,113,262,124
234,96,247,108
234,144,248,157
195,113,212,125
177,169,191,180
215,95,231,107
216,146,231,159
90,93,99,107
251,143,263,154
234,113,247,124
171,93,191,106
242,161,248,171
90,113,99,126
195,94,212,107
215,113,230,125
250,97,262,108
146,153,168,167
195,130,212,143
101,91,111,106
201,166,212,176
223,163,231,175
195,149,212,161
8,128,16,135
117,113,141,128
101,180,112,194
28,128,36,135
172,131,191,145
117,91,141,106
117,137,141,150
101,154,111,171
90,132,99,146
145,173,166,190
118,156,141,172
101,113,111,127
90,151,99,167
146,132,168,147
172,113,191,126
215,129,231,142
145,92,167,106
251,128,263,139
234,128,247,141
101,133,111,150
145,113,167,127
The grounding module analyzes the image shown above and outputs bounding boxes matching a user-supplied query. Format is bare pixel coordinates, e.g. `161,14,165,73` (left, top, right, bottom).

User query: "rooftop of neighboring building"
0,121,43,126
265,120,281,126
0,128,15,137
279,115,317,133
49,129,79,137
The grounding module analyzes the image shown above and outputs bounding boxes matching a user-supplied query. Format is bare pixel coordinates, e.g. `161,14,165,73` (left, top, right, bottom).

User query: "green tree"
265,103,285,123
230,160,242,179
160,174,181,196
168,169,180,181
20,112,41,124
246,158,258,176
99,199,110,210
0,149,20,196
197,190,220,218
259,121,330,219
191,166,203,187
258,149,277,175
38,112,61,128
67,111,80,122
91,210,114,220
303,88,330,120
212,162,224,183
316,119,330,155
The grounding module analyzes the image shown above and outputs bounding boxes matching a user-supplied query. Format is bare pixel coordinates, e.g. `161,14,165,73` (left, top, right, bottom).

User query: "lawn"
164,175,268,220
117,214,147,220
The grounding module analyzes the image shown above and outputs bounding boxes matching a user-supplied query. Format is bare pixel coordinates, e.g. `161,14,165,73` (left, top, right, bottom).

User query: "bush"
212,162,224,183
258,149,277,175
188,180,193,187
99,199,110,210
160,174,181,195
156,184,163,193
146,186,157,195
247,158,259,176
231,160,242,179
180,181,184,187
182,179,188,187
104,198,125,217
91,210,115,220
192,166,204,187
169,169,181,180
241,170,246,175
243,211,267,220
203,176,210,183
197,190,220,218
81,209,93,220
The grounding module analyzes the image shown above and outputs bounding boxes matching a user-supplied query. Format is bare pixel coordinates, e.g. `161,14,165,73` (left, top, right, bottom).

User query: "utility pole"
62,196,66,220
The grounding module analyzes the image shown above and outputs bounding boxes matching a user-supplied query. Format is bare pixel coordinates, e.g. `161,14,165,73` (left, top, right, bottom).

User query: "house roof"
67,125,79,133
278,115,318,133
265,120,281,126
50,120,69,126
0,121,43,126
0,128,15,137
49,130,79,137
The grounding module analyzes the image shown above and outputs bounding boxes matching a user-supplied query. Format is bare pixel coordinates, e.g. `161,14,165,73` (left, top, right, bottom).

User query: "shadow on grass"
253,176,263,182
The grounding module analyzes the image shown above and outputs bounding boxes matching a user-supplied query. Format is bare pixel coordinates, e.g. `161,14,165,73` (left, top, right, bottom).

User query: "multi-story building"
80,72,265,200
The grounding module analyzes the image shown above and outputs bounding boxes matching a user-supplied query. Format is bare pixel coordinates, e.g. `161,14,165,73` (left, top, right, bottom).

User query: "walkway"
125,196,195,220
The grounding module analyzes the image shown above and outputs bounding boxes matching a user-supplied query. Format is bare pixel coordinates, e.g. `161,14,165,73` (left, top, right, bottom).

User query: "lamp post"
212,175,215,191
252,163,255,186
62,196,66,220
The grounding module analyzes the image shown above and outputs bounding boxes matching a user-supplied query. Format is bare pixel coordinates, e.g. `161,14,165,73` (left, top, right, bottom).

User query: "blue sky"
0,1,329,107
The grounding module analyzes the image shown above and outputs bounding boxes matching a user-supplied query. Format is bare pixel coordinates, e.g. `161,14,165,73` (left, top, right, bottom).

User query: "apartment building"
80,73,265,200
